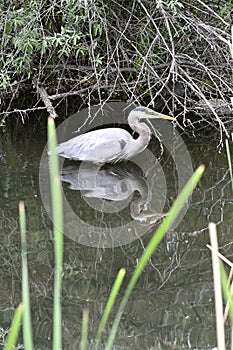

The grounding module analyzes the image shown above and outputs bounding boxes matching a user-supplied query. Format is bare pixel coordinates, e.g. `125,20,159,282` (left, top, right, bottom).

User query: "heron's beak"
134,211,168,224
146,111,176,121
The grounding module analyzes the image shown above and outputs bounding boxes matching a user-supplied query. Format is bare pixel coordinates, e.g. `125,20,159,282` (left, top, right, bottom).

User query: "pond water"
0,102,232,349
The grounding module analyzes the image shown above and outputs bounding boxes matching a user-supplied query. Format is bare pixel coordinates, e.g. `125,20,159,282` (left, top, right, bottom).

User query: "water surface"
0,107,232,349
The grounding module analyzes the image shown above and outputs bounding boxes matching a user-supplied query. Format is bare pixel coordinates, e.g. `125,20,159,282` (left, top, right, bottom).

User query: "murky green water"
0,105,232,349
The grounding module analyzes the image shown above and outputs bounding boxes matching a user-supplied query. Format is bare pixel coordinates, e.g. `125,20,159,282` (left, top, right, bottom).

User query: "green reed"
3,304,23,350
220,262,233,326
80,309,89,350
4,200,33,350
105,164,205,350
95,268,126,347
19,201,34,349
47,117,64,350
209,222,233,350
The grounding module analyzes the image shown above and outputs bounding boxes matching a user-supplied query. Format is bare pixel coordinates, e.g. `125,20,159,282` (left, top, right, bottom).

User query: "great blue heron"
56,107,175,164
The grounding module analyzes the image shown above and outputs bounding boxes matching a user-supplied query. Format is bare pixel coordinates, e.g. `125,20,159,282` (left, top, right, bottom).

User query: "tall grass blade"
3,304,23,350
105,164,205,350
220,262,233,326
207,244,233,269
48,117,64,350
209,222,225,350
80,309,89,350
223,267,233,323
19,201,34,349
225,139,233,193
220,262,233,350
95,268,126,347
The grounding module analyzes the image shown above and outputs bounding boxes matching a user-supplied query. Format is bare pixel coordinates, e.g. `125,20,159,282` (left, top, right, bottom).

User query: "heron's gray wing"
56,128,132,162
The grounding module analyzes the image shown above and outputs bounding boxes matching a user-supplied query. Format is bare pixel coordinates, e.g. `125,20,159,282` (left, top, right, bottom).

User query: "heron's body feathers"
54,107,175,164
56,128,136,164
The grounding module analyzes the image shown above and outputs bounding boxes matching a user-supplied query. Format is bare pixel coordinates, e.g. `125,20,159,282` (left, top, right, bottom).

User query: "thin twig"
206,244,233,268
34,80,58,118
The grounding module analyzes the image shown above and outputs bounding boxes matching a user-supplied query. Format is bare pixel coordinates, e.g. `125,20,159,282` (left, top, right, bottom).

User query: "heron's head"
132,106,175,121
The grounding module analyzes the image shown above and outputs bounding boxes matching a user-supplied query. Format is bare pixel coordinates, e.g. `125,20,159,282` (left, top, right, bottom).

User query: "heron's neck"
129,119,151,149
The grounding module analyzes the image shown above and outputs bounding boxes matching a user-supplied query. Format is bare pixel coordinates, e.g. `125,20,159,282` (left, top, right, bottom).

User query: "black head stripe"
134,107,147,112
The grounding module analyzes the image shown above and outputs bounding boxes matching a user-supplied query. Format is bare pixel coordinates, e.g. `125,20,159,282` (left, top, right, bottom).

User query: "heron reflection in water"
56,107,175,164
60,164,167,224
